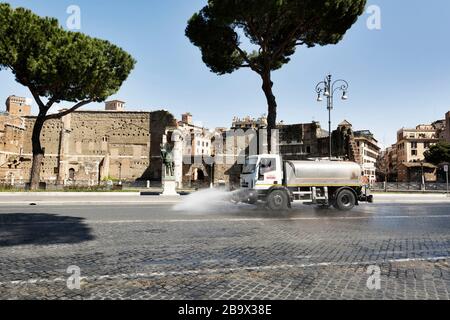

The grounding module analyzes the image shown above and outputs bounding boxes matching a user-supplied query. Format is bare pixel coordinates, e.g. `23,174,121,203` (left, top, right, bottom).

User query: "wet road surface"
0,201,449,300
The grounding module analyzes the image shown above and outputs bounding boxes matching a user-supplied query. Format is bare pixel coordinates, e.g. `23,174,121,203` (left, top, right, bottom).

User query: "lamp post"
420,161,425,191
315,74,349,159
443,163,449,197
119,162,122,186
446,166,449,197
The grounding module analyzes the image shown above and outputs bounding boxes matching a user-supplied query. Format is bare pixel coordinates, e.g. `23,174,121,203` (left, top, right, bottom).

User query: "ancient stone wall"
0,113,26,180
22,118,63,155
2,111,155,183
147,111,177,181
63,111,152,182
278,123,322,160
16,118,65,182
0,102,178,185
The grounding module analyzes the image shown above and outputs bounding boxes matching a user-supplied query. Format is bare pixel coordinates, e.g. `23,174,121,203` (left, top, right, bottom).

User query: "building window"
411,150,418,156
411,142,418,149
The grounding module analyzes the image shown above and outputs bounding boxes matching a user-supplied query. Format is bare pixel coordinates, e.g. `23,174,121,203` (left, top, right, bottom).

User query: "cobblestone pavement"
0,201,449,300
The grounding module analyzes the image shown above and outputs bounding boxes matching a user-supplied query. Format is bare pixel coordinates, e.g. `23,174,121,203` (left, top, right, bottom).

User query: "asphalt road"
0,192,449,205
0,200,449,300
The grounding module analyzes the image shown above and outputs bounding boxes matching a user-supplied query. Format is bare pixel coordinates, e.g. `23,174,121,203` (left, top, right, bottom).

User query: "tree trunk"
261,72,277,154
30,116,45,190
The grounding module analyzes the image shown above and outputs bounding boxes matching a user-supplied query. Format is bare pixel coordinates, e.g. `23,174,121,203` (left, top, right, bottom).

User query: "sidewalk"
0,192,184,205
372,193,450,204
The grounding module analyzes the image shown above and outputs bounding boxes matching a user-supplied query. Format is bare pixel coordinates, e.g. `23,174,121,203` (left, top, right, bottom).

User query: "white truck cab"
241,155,283,191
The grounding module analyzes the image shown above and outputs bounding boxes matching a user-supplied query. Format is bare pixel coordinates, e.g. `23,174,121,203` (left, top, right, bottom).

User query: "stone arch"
197,169,206,181
187,164,208,180
184,162,211,188
195,168,205,181
69,168,76,180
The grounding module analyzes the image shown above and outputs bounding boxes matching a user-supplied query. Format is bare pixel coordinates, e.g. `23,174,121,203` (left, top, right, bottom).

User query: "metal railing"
371,182,449,192
0,179,161,191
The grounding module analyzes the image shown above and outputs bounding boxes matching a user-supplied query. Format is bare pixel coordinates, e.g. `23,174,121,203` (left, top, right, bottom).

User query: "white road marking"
89,214,450,224
1,256,448,287
1,214,450,226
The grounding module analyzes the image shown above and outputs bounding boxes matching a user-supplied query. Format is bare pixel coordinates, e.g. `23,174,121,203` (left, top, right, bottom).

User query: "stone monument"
160,138,180,196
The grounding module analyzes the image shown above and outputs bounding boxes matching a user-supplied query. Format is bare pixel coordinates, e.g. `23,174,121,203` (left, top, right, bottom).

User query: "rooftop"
398,125,437,132
338,120,352,127
106,100,126,104
6,95,26,100
23,109,154,118
401,162,437,169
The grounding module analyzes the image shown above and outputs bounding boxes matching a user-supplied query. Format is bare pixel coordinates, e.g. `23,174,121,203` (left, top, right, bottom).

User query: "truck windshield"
242,158,257,174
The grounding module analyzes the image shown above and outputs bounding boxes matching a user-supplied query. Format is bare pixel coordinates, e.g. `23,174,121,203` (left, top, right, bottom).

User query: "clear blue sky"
1,0,450,148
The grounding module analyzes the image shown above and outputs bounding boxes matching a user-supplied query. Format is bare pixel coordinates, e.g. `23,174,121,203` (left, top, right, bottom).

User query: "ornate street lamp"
315,74,349,159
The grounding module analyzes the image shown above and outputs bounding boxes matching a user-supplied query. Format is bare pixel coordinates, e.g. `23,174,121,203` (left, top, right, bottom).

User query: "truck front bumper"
358,194,374,203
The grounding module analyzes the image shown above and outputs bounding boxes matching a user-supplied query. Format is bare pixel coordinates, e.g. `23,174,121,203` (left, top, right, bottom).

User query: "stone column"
57,114,72,183
100,155,110,181
172,130,183,188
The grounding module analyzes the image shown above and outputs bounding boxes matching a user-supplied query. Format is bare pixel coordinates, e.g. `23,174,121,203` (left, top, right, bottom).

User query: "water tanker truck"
235,154,373,211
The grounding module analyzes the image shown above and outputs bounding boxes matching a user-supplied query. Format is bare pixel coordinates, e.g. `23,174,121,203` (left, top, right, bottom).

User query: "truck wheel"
267,190,289,211
334,190,356,211
230,193,240,204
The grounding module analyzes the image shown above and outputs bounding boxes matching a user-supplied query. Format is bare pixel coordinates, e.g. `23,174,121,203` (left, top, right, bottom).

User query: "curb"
0,199,184,205
0,192,142,197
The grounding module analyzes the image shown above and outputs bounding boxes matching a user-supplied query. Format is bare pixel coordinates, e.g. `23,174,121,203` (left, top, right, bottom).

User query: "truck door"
255,157,281,189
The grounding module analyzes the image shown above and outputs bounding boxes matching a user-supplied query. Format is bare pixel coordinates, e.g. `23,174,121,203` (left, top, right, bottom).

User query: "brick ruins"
0,96,176,187
1,95,378,189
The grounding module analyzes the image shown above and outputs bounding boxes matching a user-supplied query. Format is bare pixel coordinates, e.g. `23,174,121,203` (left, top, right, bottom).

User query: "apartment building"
396,125,439,165
353,130,381,184
393,124,442,182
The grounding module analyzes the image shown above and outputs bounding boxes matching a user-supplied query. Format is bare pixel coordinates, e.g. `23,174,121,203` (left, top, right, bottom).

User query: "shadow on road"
0,213,94,247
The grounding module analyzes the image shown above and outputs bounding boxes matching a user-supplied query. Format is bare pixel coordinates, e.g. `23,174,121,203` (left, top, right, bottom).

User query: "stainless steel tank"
284,160,362,187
